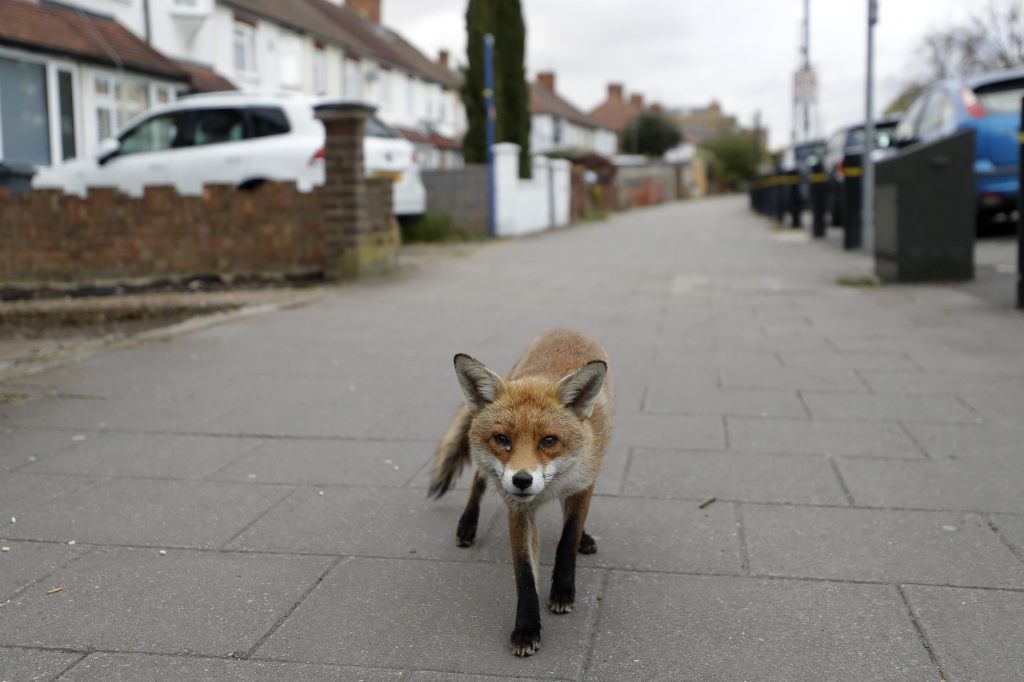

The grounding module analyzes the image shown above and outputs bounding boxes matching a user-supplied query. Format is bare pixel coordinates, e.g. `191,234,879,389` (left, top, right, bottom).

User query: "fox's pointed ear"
454,353,505,411
557,360,608,419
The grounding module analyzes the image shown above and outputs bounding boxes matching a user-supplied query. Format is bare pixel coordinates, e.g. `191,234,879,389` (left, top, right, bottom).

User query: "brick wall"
0,102,398,288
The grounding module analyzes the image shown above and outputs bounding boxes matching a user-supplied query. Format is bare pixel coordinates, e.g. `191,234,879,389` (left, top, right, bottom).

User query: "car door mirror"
97,137,121,165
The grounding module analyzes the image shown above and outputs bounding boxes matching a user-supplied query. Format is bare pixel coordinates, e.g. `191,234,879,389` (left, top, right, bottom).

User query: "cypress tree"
461,0,531,177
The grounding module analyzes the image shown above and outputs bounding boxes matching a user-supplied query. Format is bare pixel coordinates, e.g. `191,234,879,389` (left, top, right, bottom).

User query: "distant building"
588,83,641,143
530,72,616,157
668,100,737,146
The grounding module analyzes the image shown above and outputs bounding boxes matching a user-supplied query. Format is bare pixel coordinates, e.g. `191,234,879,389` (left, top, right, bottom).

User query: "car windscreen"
846,122,898,150
365,117,400,138
974,78,1024,115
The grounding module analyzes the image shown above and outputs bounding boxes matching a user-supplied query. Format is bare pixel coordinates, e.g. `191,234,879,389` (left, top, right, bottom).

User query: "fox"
428,328,613,657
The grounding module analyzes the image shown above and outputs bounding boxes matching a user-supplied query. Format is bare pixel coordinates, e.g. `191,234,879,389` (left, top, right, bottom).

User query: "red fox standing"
429,328,613,657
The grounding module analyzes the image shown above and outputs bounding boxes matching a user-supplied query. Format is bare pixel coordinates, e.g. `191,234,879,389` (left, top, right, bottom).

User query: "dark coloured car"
824,117,899,226
779,138,826,204
892,67,1024,224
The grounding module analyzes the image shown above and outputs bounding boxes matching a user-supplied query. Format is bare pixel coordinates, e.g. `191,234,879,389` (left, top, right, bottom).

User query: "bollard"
810,163,828,238
789,171,803,229
773,177,786,223
1018,98,1024,309
843,164,863,249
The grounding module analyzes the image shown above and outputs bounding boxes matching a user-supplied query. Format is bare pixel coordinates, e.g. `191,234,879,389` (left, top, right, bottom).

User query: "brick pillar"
315,101,399,280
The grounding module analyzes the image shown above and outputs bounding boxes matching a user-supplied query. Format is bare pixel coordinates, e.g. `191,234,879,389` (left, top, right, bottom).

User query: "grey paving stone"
0,540,86,600
0,647,82,681
227,486,504,560
256,557,598,678
213,438,431,487
611,413,725,451
744,505,1024,588
623,448,848,505
905,424,1024,460
0,427,79,471
204,399,381,438
5,478,292,548
838,456,1024,513
586,573,937,681
21,433,263,479
720,365,864,391
3,395,231,433
778,350,918,371
727,417,923,458
904,585,1024,682
476,496,741,574
0,547,332,656
990,514,1024,560
859,370,1024,395
60,652,402,682
801,392,979,423
643,385,807,418
409,673,557,682
958,392,1024,427
0,473,98,530
364,404,468,441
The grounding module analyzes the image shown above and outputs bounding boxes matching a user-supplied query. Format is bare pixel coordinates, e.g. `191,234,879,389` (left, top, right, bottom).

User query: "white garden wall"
493,143,571,238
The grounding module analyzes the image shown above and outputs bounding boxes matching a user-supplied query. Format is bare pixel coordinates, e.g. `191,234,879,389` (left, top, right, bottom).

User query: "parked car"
890,68,1024,224
32,91,426,217
824,117,899,226
779,138,826,204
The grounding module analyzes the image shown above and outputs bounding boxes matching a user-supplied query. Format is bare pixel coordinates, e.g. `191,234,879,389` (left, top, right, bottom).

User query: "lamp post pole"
863,0,878,251
484,33,496,238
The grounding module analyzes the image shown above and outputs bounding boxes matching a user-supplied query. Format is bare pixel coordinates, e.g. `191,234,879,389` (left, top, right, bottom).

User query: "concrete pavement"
2,196,1024,681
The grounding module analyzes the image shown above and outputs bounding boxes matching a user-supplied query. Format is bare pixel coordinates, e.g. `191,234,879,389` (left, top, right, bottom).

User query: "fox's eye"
494,434,511,449
540,436,558,448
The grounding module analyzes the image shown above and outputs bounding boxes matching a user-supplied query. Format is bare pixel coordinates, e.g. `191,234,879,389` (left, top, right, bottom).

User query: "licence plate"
372,171,403,182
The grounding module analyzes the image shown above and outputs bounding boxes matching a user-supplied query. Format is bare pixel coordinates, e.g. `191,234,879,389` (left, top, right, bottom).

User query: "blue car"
892,67,1024,224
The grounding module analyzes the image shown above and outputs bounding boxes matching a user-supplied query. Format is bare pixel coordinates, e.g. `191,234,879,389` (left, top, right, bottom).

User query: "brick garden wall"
0,103,398,288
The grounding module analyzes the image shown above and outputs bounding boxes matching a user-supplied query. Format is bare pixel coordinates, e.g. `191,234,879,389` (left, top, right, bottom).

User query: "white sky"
381,0,978,149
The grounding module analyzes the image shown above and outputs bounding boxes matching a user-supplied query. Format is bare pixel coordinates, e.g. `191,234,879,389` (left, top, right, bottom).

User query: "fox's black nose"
512,471,533,490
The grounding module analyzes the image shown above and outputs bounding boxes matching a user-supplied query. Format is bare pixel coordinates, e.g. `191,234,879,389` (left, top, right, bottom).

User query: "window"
233,21,256,74
279,33,301,88
378,69,390,110
313,45,326,95
553,117,563,145
57,70,76,160
119,112,182,155
344,59,361,98
94,74,149,141
0,56,51,165
192,108,245,145
407,77,415,114
250,107,290,137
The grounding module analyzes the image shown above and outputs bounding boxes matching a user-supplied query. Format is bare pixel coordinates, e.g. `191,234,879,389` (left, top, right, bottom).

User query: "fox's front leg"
455,471,487,547
550,486,594,614
508,508,541,656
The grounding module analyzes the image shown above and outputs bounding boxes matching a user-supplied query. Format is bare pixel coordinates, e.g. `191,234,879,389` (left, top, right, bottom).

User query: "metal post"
484,33,496,239
1018,97,1024,308
863,0,878,251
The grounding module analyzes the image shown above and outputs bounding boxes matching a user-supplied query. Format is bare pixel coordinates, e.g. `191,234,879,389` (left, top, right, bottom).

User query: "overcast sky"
382,0,977,148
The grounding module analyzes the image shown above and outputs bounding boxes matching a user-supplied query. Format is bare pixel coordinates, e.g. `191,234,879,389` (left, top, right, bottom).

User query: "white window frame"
313,45,327,96
378,68,390,111
344,58,361,99
233,20,257,76
278,32,301,89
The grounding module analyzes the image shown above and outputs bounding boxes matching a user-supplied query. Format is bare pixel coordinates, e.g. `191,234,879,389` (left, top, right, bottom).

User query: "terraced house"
0,0,464,171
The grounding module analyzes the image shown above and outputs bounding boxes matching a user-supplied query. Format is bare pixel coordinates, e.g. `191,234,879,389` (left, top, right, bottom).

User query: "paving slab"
0,473,99,529
777,350,919,371
904,585,1024,682
990,514,1024,561
744,505,1024,588
643,385,807,418
408,672,559,682
0,547,332,656
838,456,1024,513
726,417,923,458
720,365,865,391
0,540,86,600
59,652,402,682
611,413,725,451
4,478,292,548
0,427,80,471
623,448,848,505
21,432,263,479
0,647,82,681
958,391,1024,427
255,557,599,679
859,370,1024,394
227,486,504,560
586,572,938,681
212,438,432,487
801,392,980,423
905,423,1024,460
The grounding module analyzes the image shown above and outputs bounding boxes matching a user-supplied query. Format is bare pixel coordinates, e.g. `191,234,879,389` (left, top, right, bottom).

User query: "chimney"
607,82,623,101
650,102,663,115
630,94,644,110
348,0,381,24
538,71,556,91
438,49,449,68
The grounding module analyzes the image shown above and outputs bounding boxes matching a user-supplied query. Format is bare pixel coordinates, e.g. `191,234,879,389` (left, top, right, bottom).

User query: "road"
2,196,1024,680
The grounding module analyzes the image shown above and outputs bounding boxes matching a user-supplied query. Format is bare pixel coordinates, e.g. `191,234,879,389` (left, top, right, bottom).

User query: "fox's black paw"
578,532,597,554
549,593,575,614
510,625,541,656
455,516,478,548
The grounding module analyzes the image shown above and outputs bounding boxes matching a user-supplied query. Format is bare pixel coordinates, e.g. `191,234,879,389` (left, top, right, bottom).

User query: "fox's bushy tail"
428,404,471,499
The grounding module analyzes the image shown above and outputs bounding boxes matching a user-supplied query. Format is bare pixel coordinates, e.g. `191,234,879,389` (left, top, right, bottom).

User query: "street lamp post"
484,33,496,239
863,0,878,251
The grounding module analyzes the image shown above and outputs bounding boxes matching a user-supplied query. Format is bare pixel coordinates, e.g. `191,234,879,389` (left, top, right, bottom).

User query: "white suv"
32,92,426,217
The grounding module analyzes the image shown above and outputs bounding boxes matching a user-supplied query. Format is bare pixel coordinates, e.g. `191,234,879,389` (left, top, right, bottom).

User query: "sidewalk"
2,196,1023,681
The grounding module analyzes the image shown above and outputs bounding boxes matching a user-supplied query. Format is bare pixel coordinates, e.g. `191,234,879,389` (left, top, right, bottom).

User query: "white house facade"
530,72,617,158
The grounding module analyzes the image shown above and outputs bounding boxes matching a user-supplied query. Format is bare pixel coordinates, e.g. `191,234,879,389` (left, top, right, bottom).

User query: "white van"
32,92,426,217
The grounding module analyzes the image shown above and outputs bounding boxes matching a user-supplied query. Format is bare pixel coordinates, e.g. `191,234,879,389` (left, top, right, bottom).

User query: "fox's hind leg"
549,486,594,614
578,531,597,554
455,470,487,547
